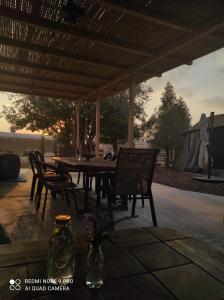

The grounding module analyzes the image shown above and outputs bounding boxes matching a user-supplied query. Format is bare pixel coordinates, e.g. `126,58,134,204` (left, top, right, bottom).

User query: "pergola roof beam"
0,37,193,81
84,17,224,98
0,6,157,57
0,82,81,99
132,20,224,73
0,37,126,71
0,6,195,66
0,70,124,95
0,70,93,90
0,56,110,82
92,0,223,43
0,57,159,92
93,0,193,32
0,2,222,101
0,80,82,97
0,82,117,100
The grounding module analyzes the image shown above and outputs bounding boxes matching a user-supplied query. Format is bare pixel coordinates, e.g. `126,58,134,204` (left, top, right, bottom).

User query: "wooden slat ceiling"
0,0,224,100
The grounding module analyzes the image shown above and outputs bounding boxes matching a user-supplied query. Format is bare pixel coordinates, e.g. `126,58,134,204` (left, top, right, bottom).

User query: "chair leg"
131,195,137,218
64,189,71,207
66,184,79,213
84,171,90,211
83,172,86,189
77,172,80,185
51,192,56,200
42,187,48,221
35,181,43,211
69,183,79,213
94,175,98,194
89,175,93,190
149,191,158,227
30,175,37,201
96,176,101,207
107,191,114,230
141,194,145,207
102,178,108,199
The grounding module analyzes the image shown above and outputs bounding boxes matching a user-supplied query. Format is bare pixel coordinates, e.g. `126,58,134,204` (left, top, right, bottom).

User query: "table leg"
84,170,89,210
83,171,86,189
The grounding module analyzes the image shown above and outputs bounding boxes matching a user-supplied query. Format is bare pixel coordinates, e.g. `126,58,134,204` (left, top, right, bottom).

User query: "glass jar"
47,215,74,285
86,241,104,288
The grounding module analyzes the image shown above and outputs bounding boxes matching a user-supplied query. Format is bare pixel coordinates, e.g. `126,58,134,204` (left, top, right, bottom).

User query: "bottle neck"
56,223,71,229
90,239,102,248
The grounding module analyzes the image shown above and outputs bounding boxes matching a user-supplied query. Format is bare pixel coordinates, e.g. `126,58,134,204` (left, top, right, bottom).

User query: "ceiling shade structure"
0,0,223,100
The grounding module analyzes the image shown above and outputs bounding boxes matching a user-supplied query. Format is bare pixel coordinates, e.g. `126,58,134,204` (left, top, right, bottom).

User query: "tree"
1,84,152,153
1,95,75,149
145,82,191,167
101,85,152,152
79,101,95,147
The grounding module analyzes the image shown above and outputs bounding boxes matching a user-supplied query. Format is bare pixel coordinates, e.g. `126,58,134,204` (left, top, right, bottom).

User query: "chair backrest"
115,148,159,195
104,153,112,160
28,151,43,177
28,151,37,175
35,151,46,172
104,153,117,161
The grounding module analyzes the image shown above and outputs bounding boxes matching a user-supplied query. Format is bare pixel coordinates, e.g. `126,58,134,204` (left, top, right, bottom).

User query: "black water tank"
0,154,20,180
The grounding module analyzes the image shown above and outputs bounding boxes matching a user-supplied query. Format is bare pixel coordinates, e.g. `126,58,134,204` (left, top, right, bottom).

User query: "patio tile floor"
0,169,223,254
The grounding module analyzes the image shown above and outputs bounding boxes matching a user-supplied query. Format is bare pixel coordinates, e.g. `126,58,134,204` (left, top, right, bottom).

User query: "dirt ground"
153,166,224,196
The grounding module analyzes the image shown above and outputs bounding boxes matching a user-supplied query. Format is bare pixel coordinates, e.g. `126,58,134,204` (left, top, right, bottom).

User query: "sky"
0,47,224,133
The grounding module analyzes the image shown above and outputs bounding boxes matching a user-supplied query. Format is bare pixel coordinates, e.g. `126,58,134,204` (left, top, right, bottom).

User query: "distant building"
174,114,224,171
0,132,56,155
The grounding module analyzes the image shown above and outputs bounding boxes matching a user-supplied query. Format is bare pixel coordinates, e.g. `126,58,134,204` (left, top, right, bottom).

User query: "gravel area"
153,166,224,196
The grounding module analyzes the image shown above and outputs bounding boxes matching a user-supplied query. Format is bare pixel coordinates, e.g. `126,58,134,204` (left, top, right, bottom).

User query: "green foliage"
145,82,191,166
1,84,152,152
1,95,74,147
101,85,152,151
80,101,95,146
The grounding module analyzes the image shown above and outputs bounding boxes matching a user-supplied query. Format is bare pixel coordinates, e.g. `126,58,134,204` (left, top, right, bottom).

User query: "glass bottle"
47,215,74,285
86,241,104,288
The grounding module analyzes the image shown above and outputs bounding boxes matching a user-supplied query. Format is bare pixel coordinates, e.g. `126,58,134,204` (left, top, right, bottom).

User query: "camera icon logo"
9,279,21,291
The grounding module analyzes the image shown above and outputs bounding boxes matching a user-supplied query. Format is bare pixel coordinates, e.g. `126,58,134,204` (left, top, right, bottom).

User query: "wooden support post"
72,102,76,155
95,92,101,156
72,100,80,156
128,74,135,147
76,100,80,155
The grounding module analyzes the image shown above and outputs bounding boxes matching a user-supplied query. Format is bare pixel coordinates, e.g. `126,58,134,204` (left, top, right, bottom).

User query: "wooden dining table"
52,157,116,209
0,227,224,300
52,157,116,172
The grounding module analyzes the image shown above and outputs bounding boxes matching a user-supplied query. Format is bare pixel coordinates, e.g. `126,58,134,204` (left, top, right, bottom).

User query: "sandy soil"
153,166,224,196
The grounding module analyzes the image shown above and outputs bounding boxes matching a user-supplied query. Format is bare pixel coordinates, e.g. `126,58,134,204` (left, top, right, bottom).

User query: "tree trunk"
165,146,169,168
112,140,118,154
169,147,174,167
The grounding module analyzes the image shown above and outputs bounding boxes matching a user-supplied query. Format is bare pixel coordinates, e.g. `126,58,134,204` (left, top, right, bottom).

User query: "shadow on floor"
0,169,223,254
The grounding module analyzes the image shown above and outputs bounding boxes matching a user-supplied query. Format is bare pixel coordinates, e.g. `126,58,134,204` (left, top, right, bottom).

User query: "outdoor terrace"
0,167,223,253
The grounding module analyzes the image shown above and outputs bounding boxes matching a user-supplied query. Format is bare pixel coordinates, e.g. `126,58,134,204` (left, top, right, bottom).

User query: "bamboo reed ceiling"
0,0,224,100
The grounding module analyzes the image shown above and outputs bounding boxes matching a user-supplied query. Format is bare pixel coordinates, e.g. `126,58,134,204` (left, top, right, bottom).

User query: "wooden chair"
29,151,78,220
35,151,62,174
107,148,159,227
28,151,66,202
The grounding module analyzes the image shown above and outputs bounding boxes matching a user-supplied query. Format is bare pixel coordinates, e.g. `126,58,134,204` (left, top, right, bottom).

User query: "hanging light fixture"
61,0,86,24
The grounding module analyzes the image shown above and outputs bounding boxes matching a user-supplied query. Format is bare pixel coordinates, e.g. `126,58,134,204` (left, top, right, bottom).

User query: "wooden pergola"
0,0,224,154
